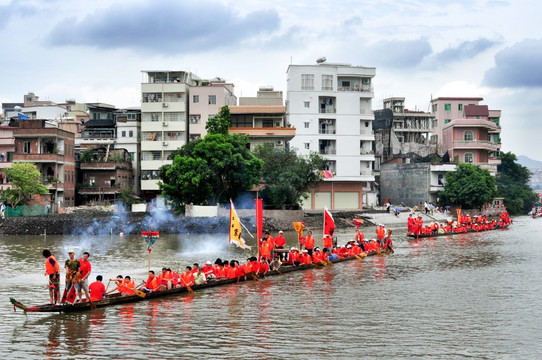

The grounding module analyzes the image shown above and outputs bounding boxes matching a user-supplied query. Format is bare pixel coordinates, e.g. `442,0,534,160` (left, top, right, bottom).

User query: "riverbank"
0,207,450,236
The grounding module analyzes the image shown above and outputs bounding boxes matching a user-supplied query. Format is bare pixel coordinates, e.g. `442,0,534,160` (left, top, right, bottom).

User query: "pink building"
0,125,15,190
189,80,236,140
431,97,501,175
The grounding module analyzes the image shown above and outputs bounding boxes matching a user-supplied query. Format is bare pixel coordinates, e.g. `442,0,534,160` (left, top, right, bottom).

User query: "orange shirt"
144,276,160,291
304,235,315,250
180,272,195,287
45,255,60,274
323,236,333,248
260,241,271,258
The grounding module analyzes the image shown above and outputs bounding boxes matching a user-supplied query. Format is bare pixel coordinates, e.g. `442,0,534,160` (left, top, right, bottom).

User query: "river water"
1,216,541,359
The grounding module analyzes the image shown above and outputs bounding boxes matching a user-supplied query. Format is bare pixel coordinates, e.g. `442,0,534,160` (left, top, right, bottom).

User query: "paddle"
186,285,195,296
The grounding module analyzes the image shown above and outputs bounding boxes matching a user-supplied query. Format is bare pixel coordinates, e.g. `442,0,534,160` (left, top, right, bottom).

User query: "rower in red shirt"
88,275,106,302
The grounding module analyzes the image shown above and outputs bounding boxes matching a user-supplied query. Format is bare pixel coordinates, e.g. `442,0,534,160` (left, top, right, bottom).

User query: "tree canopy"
0,162,49,207
496,151,538,215
205,105,231,136
438,163,497,209
253,145,325,209
159,107,263,211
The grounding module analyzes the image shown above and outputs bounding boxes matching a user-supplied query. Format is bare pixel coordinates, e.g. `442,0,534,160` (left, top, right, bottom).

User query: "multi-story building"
286,60,376,209
115,109,141,194
189,79,236,140
12,119,76,210
229,87,294,150
140,70,198,200
431,97,501,175
374,97,438,166
0,124,15,190
78,147,133,205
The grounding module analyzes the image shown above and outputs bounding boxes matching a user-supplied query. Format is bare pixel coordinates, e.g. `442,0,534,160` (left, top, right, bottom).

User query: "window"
121,131,126,137
129,152,135,161
304,143,310,150
208,95,216,105
464,153,473,163
129,130,133,137
193,95,199,103
322,75,333,91
301,74,314,90
444,104,451,111
304,101,310,108
464,130,473,141
190,115,201,124
444,119,451,124
127,114,136,120
89,176,96,186
458,104,463,111
365,121,369,128
23,141,31,154
304,122,310,129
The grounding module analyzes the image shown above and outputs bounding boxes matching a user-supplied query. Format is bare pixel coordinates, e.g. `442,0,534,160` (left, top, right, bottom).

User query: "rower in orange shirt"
180,266,195,287
355,229,364,243
323,234,333,251
143,270,160,293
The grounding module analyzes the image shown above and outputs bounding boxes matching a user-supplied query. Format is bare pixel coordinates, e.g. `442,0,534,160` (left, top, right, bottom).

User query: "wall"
380,163,431,207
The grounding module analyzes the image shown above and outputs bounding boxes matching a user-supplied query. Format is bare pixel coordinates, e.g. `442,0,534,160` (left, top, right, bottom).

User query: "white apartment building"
286,61,377,209
140,70,198,199
189,79,236,140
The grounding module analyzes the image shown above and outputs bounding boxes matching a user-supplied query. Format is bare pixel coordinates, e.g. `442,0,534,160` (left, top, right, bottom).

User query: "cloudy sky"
1,0,541,160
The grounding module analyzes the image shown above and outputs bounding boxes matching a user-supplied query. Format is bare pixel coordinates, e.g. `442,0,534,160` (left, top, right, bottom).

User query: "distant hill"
517,155,542,169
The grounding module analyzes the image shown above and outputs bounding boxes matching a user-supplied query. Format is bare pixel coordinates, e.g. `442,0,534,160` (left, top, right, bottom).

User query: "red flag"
323,170,333,179
256,199,263,258
324,208,335,237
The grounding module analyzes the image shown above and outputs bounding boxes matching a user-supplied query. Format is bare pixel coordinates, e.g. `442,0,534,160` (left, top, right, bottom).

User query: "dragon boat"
10,250,390,314
406,224,510,239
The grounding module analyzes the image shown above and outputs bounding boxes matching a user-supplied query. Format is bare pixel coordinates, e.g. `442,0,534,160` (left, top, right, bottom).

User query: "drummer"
274,231,286,260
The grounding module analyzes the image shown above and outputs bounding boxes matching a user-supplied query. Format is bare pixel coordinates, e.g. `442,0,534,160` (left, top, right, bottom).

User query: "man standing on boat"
304,231,315,256
43,249,60,305
274,231,286,260
75,252,92,303
64,250,80,287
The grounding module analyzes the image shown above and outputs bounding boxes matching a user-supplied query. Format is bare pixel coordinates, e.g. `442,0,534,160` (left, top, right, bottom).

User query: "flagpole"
229,201,232,263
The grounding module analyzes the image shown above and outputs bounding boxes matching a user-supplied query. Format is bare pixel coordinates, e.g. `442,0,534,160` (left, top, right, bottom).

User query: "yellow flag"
292,222,305,237
229,201,251,250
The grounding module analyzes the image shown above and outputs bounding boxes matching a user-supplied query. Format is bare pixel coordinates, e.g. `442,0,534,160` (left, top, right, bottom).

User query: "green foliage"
119,187,138,206
253,145,325,209
159,133,263,211
438,163,497,209
205,105,231,135
2,163,49,207
496,151,538,215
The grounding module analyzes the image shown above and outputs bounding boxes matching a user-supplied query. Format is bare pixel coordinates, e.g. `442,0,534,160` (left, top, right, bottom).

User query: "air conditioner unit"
276,140,284,146
163,141,168,146
163,122,168,126
162,103,168,107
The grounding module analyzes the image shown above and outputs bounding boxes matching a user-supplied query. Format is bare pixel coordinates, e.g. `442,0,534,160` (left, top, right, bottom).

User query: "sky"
1,0,541,160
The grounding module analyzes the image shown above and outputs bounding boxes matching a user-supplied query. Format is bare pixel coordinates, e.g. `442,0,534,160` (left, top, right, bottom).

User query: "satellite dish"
14,106,22,111
316,57,327,64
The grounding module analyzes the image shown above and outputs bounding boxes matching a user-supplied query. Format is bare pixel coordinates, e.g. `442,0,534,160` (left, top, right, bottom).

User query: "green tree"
205,105,231,135
496,151,538,215
438,163,497,209
1,162,49,207
253,145,325,209
159,133,263,211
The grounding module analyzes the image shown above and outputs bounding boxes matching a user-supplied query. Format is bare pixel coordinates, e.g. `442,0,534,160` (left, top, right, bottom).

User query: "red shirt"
89,281,106,301
78,259,92,279
274,235,286,247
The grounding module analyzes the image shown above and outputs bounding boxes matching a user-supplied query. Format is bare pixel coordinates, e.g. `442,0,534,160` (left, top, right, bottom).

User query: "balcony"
450,140,500,151
319,97,336,114
229,127,295,139
319,140,336,155
443,119,500,130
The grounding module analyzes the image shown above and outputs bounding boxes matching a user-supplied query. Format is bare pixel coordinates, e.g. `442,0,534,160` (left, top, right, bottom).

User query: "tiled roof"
228,105,285,114
464,105,489,117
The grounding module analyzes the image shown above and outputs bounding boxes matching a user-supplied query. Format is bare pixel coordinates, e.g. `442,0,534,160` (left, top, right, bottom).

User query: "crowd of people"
407,211,511,236
42,227,394,304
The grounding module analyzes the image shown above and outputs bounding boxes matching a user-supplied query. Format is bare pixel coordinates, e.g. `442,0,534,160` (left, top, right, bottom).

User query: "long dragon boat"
10,251,389,313
406,224,510,239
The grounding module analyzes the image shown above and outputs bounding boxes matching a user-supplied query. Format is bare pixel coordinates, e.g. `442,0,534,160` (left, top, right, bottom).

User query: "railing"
452,140,500,150
319,107,336,114
338,85,373,92
319,129,336,134
319,148,336,155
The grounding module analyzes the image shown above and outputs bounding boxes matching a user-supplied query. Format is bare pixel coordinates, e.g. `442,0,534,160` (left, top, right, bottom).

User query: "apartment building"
431,97,501,175
229,87,294,150
115,109,141,194
286,60,377,209
374,97,438,166
0,124,15,190
140,70,198,199
189,79,236,140
12,119,76,209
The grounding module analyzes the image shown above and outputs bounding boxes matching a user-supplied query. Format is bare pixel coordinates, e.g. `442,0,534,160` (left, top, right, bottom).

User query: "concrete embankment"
0,209,449,236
